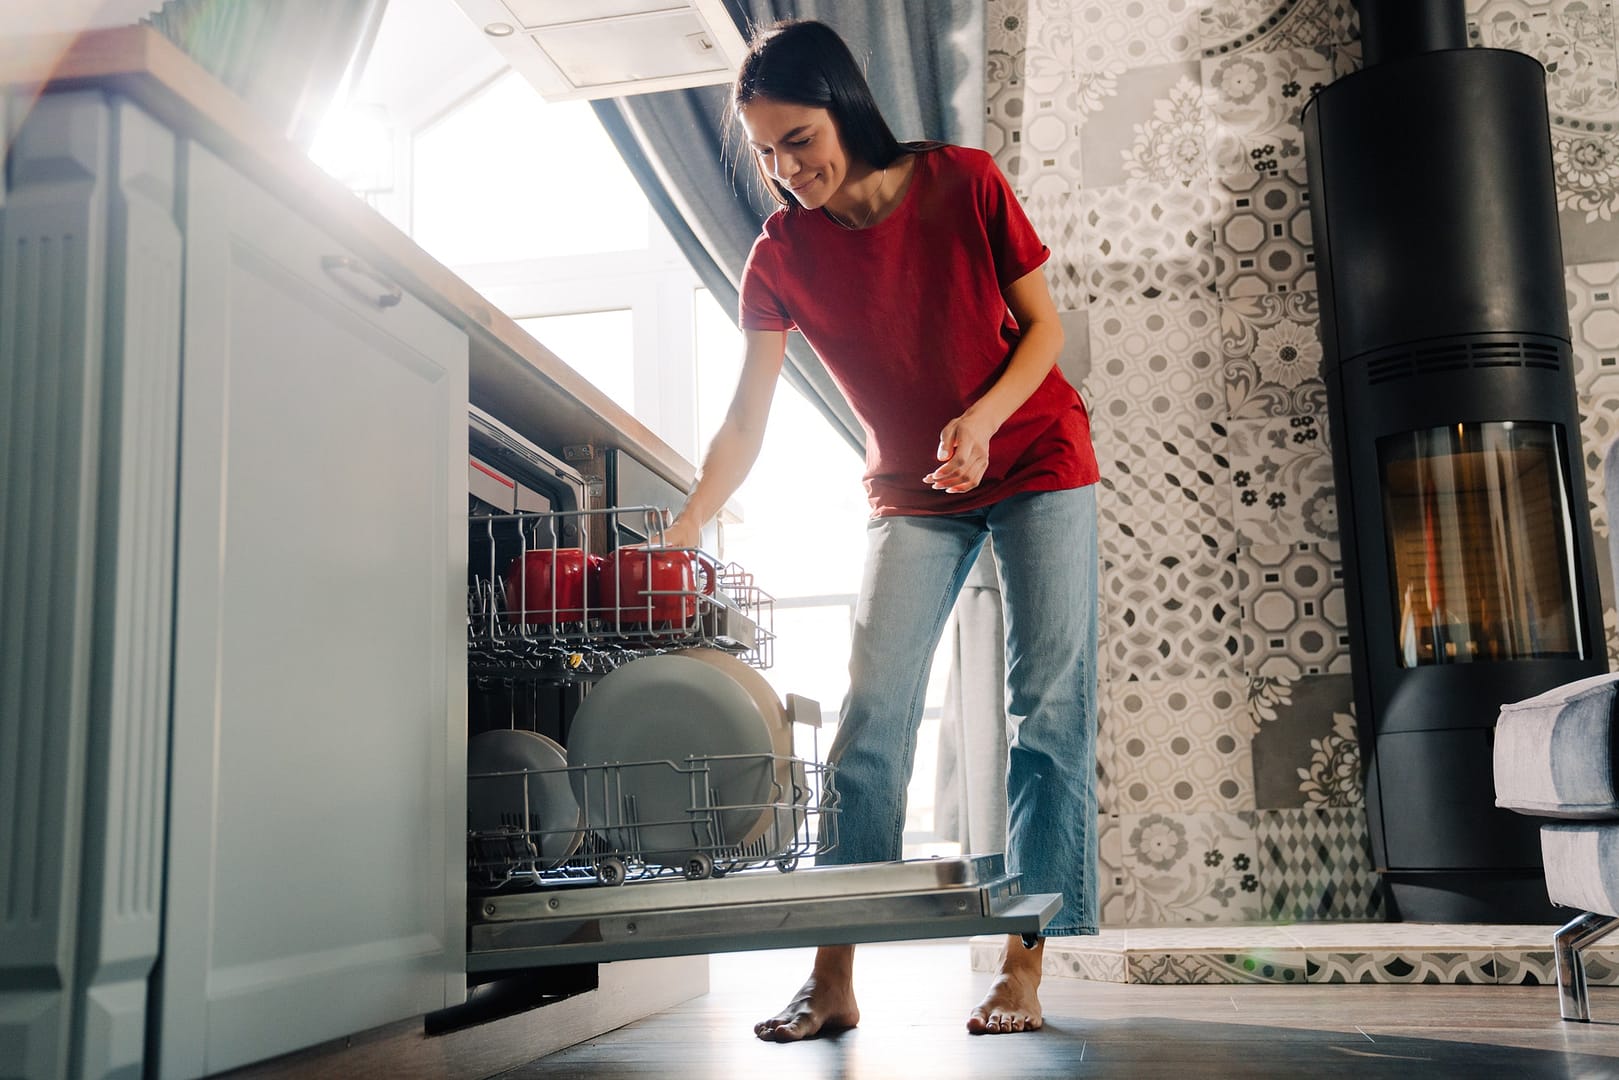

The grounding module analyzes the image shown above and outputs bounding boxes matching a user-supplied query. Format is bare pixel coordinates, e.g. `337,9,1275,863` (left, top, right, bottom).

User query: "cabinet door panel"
1,90,186,1080
163,144,467,1079
0,87,112,1080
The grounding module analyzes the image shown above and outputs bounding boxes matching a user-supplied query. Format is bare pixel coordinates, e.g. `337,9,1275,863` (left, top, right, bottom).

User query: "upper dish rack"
468,506,775,681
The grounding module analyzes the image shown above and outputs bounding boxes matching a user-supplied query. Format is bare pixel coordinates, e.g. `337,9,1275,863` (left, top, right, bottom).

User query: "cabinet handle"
320,254,403,309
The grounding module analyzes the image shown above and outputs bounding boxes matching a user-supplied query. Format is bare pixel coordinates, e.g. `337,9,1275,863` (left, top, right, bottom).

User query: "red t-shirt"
739,144,1099,516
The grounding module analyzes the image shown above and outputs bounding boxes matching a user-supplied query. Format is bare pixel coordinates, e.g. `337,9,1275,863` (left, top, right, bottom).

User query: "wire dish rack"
468,751,839,889
468,506,775,682
465,504,830,888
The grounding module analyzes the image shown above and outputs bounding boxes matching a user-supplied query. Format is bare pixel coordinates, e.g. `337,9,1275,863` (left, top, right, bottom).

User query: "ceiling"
351,0,506,127
0,0,159,37
0,0,710,135
0,0,506,133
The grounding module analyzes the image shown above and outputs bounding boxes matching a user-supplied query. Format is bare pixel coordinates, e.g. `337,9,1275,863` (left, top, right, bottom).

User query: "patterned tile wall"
985,0,1619,925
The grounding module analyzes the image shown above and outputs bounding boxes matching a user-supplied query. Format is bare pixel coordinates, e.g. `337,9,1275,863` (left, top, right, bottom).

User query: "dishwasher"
460,408,1060,979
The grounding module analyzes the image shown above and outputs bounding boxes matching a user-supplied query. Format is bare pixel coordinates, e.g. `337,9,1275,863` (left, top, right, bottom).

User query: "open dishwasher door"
467,855,1059,971
465,499,1062,974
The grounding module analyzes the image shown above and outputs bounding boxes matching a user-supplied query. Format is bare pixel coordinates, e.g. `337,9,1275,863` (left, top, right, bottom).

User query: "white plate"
567,653,775,864
467,728,583,868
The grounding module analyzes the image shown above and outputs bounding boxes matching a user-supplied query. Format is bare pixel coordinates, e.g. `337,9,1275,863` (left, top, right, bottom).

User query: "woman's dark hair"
730,19,915,208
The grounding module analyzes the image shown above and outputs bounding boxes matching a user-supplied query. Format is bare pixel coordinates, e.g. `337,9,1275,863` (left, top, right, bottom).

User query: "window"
411,65,692,453
694,287,742,451
689,289,868,602
517,310,636,416
411,71,649,267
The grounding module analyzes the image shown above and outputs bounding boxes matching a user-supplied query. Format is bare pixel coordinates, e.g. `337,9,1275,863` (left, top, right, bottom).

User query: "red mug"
600,548,717,628
504,548,602,625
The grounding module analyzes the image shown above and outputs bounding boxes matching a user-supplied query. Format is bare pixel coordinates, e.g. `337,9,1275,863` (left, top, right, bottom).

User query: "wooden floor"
496,941,1619,1079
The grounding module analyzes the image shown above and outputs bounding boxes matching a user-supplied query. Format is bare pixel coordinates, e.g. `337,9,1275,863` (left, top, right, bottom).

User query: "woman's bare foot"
967,935,1044,1035
754,945,860,1042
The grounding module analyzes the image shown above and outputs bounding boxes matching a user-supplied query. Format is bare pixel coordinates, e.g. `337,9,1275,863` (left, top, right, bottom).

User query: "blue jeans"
817,485,1099,937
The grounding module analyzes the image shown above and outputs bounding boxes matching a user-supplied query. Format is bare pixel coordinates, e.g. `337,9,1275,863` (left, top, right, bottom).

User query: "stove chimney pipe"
1356,0,1467,67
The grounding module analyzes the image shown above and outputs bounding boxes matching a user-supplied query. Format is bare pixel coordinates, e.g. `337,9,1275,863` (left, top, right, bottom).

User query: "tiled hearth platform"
971,924,1619,986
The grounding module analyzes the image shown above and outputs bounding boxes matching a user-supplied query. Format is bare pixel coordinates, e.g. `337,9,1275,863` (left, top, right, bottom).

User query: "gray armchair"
1493,438,1619,1022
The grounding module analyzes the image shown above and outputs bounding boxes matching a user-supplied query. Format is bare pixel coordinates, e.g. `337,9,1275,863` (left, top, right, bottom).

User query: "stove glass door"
1378,421,1585,667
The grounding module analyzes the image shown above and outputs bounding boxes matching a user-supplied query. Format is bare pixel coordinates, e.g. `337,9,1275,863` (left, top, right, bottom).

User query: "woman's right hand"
655,513,703,550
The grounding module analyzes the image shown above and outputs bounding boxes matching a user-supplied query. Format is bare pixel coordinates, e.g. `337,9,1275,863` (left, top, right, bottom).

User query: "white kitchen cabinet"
159,143,467,1078
0,89,468,1080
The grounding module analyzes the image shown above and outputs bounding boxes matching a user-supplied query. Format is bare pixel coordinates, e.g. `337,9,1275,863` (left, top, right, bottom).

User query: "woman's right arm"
662,328,788,547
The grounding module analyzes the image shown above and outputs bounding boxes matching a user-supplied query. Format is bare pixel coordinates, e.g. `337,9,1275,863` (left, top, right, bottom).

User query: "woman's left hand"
925,413,997,493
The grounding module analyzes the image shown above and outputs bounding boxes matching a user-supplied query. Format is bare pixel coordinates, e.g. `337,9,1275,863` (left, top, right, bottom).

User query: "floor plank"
497,942,1619,1079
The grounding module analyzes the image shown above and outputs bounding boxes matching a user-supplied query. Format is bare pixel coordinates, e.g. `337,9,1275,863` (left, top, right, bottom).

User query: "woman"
661,19,1100,1039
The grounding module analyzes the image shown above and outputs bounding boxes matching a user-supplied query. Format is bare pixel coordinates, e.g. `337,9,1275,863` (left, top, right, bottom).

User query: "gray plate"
671,647,797,849
566,654,775,865
468,728,583,868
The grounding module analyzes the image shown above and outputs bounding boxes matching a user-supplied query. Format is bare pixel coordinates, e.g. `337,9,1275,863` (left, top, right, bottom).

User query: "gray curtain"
145,0,387,149
591,0,986,455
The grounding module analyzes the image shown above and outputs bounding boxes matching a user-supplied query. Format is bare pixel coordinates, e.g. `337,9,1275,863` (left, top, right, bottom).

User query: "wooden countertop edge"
1,26,700,492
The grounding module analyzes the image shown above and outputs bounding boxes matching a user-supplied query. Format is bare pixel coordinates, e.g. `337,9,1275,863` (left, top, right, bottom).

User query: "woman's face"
737,97,851,210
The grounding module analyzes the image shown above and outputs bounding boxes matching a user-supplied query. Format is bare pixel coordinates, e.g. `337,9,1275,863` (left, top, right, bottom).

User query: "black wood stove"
1303,0,1607,921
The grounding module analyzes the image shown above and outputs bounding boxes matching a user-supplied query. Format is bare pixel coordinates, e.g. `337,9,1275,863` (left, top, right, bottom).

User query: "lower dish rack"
468,752,839,889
